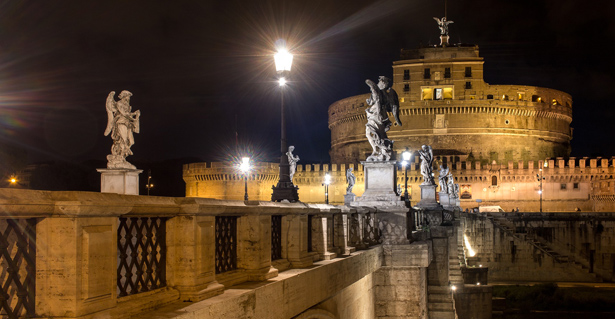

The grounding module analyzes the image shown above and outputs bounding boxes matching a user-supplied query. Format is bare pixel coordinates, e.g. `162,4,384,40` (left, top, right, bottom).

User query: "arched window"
491,176,498,186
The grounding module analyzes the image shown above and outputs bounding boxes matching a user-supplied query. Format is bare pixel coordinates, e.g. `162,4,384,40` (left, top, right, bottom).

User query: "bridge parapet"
0,189,387,319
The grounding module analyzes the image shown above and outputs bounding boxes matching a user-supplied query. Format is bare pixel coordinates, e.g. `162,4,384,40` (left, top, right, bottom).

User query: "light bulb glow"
464,234,476,257
278,77,287,87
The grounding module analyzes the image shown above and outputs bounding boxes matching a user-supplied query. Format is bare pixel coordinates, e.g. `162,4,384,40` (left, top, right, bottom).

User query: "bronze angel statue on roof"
104,90,140,169
364,76,402,161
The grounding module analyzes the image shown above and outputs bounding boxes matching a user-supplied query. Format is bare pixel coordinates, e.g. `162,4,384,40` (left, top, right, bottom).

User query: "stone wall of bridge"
462,212,615,282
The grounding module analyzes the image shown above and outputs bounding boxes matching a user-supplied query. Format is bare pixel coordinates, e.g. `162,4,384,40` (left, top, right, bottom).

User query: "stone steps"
429,310,455,319
428,302,454,312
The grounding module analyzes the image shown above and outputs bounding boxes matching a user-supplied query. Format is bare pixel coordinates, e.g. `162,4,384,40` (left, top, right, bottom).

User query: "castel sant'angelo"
184,22,615,212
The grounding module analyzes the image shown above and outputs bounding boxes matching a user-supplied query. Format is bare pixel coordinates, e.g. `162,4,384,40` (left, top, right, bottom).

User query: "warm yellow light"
324,173,331,185
274,48,293,72
240,157,250,173
10,178,16,184
464,234,476,257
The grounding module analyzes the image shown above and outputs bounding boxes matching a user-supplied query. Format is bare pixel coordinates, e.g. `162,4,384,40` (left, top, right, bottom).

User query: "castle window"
560,183,567,190
532,95,542,103
403,70,410,80
487,94,494,99
518,93,525,100
502,94,509,101
465,82,472,89
422,88,433,100
404,84,410,92
552,99,560,106
573,183,579,189
434,88,443,100
444,67,451,78
465,67,472,77
424,68,431,79
491,176,498,186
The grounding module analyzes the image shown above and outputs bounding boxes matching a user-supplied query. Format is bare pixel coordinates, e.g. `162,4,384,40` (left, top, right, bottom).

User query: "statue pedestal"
439,191,454,210
97,169,143,195
416,184,443,210
350,161,407,245
351,161,404,207
344,193,356,206
440,35,449,46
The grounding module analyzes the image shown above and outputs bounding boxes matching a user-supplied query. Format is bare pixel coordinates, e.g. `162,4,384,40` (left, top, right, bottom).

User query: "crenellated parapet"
184,156,615,212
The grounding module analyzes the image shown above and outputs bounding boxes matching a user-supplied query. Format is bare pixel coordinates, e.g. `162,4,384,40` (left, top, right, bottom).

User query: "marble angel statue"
104,90,140,169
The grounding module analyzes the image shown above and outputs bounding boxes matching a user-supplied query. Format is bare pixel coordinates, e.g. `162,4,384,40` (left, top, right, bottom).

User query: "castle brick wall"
184,157,615,212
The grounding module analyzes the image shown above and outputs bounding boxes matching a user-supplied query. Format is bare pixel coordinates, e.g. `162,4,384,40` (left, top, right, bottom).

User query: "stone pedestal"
351,160,404,208
97,169,142,195
440,34,449,46
344,193,356,206
416,184,443,210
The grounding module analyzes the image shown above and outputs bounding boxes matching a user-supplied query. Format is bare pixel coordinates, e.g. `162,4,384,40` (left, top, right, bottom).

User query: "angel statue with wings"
433,17,454,36
104,90,140,169
364,76,402,161
419,145,435,185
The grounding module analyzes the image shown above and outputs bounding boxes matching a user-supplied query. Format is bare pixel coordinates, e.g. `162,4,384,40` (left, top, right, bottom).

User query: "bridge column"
313,213,339,260
237,215,278,281
166,215,224,301
284,214,314,268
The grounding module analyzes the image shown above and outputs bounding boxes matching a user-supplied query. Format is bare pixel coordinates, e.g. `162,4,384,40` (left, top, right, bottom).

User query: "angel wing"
104,91,117,136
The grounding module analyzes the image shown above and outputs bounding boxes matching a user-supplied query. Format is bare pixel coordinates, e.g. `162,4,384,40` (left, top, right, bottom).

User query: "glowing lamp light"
538,190,542,194
10,178,17,184
402,149,412,161
274,49,293,72
240,157,250,173
278,77,287,87
324,173,331,185
451,285,457,291
401,160,408,167
476,282,481,286
464,234,476,257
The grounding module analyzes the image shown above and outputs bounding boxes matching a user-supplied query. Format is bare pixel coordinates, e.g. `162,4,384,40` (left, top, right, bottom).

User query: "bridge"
6,188,611,318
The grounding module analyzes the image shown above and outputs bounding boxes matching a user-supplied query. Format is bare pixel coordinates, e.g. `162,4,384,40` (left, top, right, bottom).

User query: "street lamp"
240,157,251,201
146,169,154,196
402,148,412,207
271,43,299,202
537,160,548,212
323,173,331,204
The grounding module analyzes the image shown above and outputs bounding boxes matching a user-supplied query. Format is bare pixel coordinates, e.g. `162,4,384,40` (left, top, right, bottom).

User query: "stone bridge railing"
0,189,391,319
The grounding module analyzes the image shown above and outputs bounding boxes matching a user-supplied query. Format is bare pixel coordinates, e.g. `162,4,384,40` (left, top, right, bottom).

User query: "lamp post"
240,157,251,201
537,160,547,212
402,148,412,207
146,169,154,196
271,43,299,202
323,173,331,204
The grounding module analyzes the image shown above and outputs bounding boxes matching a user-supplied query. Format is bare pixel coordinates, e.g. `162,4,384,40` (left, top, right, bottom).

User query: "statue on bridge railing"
105,90,140,169
419,145,435,185
364,76,402,162
346,167,356,194
438,164,449,193
287,145,300,182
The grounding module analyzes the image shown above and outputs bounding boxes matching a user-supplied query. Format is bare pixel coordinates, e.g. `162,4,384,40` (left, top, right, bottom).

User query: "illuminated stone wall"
184,157,615,212
463,213,615,282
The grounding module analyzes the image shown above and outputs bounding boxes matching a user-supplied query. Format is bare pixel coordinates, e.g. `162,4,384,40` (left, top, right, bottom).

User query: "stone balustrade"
0,189,387,319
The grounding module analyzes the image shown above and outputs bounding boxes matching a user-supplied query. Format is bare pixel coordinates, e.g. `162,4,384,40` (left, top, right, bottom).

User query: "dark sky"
0,0,613,167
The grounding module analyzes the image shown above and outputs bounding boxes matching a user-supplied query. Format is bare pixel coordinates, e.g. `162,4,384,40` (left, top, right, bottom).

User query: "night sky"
1,0,614,169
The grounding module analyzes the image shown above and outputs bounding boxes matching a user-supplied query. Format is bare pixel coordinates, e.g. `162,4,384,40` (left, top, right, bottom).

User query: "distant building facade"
329,44,572,163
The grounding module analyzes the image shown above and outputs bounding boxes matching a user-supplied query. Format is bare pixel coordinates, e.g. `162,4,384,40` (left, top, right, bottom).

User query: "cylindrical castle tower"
329,45,573,164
